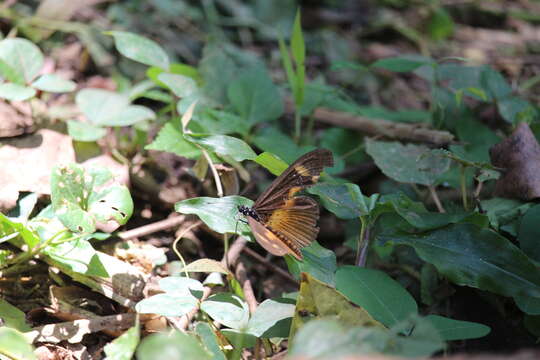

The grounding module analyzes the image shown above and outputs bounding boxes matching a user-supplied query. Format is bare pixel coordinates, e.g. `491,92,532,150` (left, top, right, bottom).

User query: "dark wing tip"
316,148,334,168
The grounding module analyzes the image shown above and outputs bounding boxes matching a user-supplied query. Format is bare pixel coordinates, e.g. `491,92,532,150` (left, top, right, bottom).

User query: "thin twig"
118,215,186,240
202,148,224,198
428,186,446,213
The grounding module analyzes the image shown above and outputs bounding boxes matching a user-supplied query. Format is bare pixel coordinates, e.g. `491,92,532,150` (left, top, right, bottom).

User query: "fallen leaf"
489,122,540,200
0,129,75,210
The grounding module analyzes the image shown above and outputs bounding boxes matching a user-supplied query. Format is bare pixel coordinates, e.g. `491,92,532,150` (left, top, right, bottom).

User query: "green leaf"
227,66,283,125
518,204,540,262
427,7,454,41
252,126,312,164
201,293,249,330
44,238,104,276
336,266,418,327
193,108,250,136
0,213,39,248
254,152,289,176
287,241,337,285
0,38,44,83
426,315,490,341
371,55,433,73
310,183,382,220
31,74,76,92
67,120,107,142
0,299,31,332
0,83,36,101
137,331,212,360
103,105,155,126
246,298,294,337
221,329,258,348
480,67,512,100
108,31,170,69
498,96,536,124
378,224,540,308
195,323,226,360
184,134,257,161
135,293,198,317
157,73,197,97
278,35,297,103
0,327,36,360
175,196,252,235
76,89,129,125
366,139,451,186
291,9,305,104
159,276,204,298
104,320,140,360
145,121,201,159
51,164,133,233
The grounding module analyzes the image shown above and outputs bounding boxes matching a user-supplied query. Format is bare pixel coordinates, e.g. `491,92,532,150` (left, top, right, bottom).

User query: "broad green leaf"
254,152,289,176
103,105,155,126
221,329,258,348
286,241,337,285
0,38,43,83
195,323,226,360
135,293,198,317
31,74,76,92
246,298,295,337
518,204,540,262
44,238,104,276
252,126,313,164
0,213,39,249
108,31,169,69
427,7,454,41
0,327,36,360
515,294,540,315
201,293,249,330
0,83,36,101
0,299,31,332
426,315,490,341
137,331,212,360
175,196,252,235
67,120,107,142
336,266,418,327
498,96,536,124
157,73,197,98
104,320,140,360
184,134,256,161
76,89,129,125
480,66,512,100
192,108,250,136
181,259,229,274
290,272,384,340
310,183,382,220
227,66,283,125
366,139,451,186
371,55,433,73
378,224,540,308
51,164,133,233
0,58,23,84
481,197,532,234
145,121,201,159
159,276,204,298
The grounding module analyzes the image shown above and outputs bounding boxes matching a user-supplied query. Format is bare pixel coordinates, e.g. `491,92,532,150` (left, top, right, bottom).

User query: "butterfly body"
239,149,334,260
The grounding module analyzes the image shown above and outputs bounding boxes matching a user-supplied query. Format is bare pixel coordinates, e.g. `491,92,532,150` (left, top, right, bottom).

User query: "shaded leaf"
0,38,43,83
426,315,490,341
104,320,140,360
335,266,418,327
286,241,337,286
195,323,226,360
246,298,295,337
371,55,433,73
67,120,107,142
518,204,540,262
366,139,450,186
108,31,170,69
175,196,252,235
378,224,540,311
31,74,76,92
137,331,212,360
201,293,249,330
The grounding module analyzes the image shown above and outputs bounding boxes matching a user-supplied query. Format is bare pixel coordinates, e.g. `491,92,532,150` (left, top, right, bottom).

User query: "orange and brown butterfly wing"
253,148,334,212
248,149,333,259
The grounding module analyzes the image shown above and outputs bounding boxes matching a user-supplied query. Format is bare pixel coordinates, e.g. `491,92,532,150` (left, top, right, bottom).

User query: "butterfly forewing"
253,149,334,211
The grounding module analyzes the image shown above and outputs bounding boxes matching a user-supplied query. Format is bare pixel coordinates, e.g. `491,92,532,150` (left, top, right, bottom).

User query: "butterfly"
238,149,334,260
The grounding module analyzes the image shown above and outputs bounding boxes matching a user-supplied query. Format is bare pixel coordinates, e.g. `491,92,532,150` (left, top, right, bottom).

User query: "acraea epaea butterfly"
238,149,334,260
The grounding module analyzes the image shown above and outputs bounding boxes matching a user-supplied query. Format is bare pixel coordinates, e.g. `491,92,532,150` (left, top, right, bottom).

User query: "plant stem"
294,109,301,143
356,217,370,267
428,185,445,213
460,164,468,211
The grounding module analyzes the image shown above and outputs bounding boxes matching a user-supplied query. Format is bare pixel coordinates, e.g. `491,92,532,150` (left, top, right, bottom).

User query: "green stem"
356,217,370,267
460,165,468,211
294,109,301,143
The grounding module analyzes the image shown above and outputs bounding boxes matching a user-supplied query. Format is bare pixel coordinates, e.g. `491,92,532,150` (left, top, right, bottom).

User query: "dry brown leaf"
0,100,34,138
490,122,540,200
0,129,75,210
